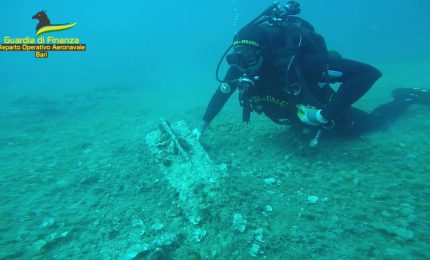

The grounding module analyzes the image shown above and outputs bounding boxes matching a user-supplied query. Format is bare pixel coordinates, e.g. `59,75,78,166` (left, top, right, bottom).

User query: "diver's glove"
286,1,301,15
296,104,328,126
191,120,209,140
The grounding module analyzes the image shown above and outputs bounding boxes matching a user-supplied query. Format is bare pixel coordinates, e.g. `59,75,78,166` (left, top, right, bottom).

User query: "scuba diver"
192,1,430,146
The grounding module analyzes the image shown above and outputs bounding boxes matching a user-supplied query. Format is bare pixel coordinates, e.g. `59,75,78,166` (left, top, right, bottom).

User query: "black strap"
242,99,252,123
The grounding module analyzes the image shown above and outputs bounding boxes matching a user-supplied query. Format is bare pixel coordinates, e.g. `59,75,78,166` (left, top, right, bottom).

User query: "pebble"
125,244,150,259
32,239,47,253
394,228,414,240
381,210,392,218
264,178,276,185
407,214,417,223
249,243,262,257
193,228,207,242
131,218,144,227
254,228,265,243
307,195,319,203
219,163,228,172
151,223,164,231
41,218,55,228
233,213,247,232
153,233,176,246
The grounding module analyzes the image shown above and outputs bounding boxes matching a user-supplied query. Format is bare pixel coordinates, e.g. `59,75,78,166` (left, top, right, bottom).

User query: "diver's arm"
202,84,236,123
193,67,240,138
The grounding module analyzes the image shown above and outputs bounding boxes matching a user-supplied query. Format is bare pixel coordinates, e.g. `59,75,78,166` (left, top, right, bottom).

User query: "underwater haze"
1,0,430,259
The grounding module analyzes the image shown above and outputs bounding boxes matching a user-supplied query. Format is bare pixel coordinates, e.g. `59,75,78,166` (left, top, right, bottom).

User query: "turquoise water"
1,0,429,259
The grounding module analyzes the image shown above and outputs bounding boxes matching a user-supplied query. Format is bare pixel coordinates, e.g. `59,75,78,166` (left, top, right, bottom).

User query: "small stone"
330,215,339,223
381,210,392,218
399,207,414,216
41,218,55,228
254,228,265,243
151,223,164,231
132,218,144,227
233,213,247,232
407,214,417,223
385,247,404,256
46,231,68,242
153,233,176,246
219,163,227,172
394,228,414,240
373,222,414,241
307,195,319,203
264,178,276,185
193,228,207,242
249,243,262,257
353,178,359,185
125,244,150,259
32,239,47,253
56,180,67,186
400,203,411,207
265,205,273,212
189,214,202,225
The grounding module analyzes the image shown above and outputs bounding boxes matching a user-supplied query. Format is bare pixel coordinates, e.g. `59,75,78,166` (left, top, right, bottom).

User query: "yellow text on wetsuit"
251,95,289,108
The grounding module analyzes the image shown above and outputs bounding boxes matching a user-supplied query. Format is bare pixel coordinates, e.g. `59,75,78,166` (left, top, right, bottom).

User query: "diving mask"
226,46,261,70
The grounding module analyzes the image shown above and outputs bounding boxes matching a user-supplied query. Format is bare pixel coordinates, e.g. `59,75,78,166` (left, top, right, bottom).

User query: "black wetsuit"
202,50,425,137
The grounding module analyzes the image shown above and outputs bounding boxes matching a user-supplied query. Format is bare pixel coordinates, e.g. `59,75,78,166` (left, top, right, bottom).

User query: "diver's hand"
191,120,209,140
286,1,301,15
296,104,327,126
191,128,203,140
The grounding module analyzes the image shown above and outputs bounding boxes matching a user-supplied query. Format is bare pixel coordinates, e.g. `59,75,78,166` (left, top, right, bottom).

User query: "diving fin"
392,88,430,105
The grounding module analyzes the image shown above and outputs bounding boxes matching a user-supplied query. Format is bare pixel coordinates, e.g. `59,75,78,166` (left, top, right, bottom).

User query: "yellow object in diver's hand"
296,104,327,126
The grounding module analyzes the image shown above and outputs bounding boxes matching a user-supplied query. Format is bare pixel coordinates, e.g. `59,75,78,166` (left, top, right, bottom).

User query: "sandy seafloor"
0,62,430,259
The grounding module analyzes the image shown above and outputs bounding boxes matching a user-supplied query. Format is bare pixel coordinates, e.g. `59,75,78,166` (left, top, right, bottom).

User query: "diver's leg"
330,87,430,137
323,58,382,120
300,54,382,120
328,107,379,137
371,87,430,126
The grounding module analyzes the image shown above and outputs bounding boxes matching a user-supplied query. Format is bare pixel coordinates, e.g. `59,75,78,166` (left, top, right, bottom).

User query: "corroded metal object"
146,118,224,225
